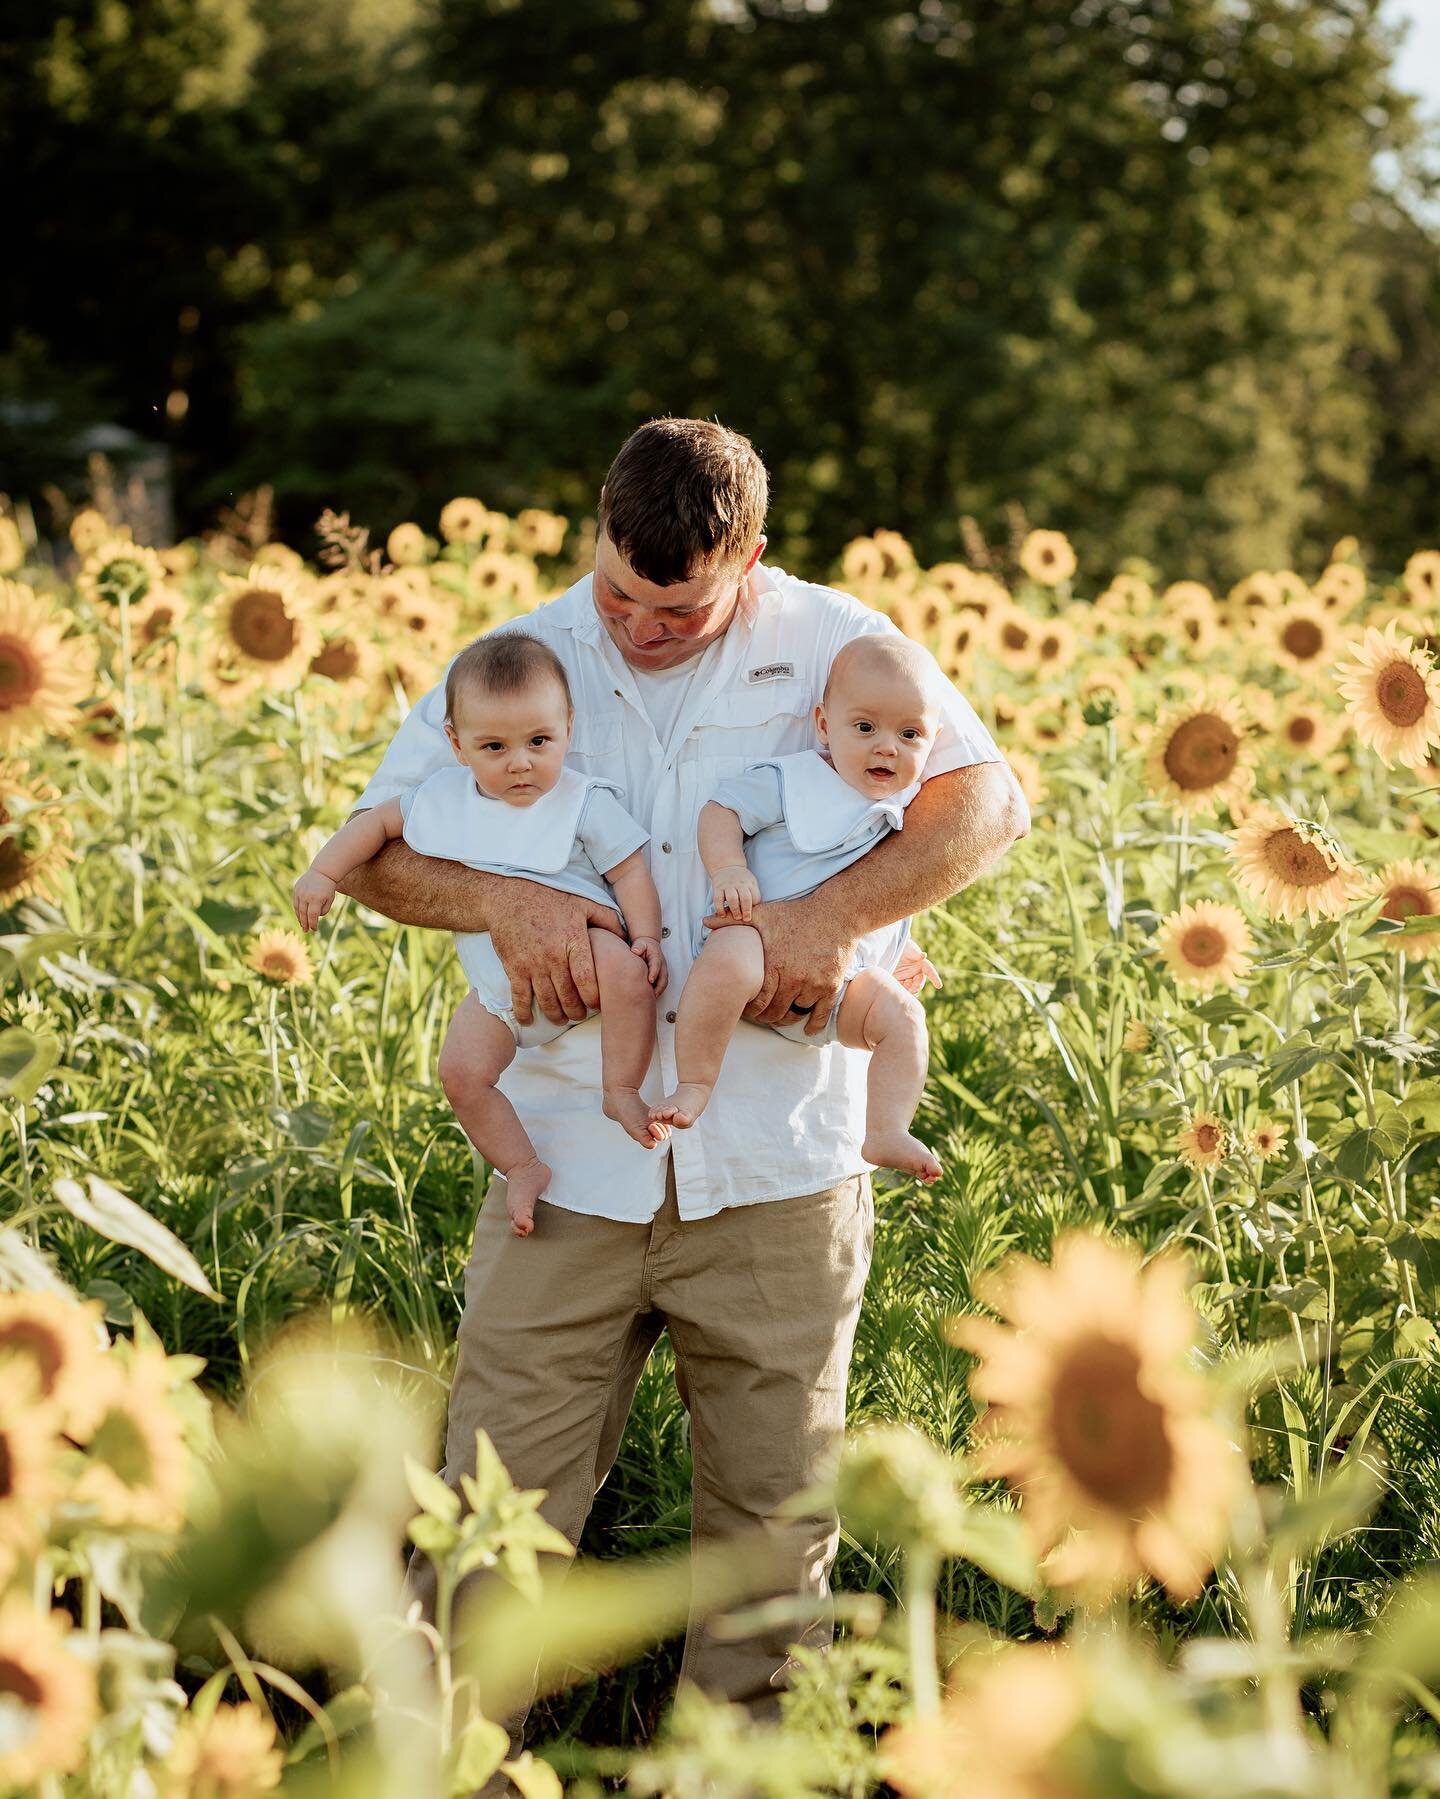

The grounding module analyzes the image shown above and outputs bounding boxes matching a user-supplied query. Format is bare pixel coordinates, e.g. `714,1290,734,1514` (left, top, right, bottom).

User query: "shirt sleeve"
577,787,651,877
707,764,786,836
349,672,456,812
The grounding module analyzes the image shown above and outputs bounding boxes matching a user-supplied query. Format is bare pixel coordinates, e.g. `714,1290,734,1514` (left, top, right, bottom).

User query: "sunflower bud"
836,1423,969,1555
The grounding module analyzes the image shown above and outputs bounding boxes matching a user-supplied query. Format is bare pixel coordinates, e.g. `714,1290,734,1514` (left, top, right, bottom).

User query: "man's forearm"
335,838,500,932
807,762,1028,938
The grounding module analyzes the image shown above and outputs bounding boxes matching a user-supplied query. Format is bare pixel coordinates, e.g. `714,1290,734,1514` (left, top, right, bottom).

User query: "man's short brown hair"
445,632,572,725
597,417,768,586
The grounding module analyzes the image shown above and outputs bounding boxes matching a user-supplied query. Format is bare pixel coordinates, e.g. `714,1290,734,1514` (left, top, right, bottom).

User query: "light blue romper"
399,764,648,1048
702,750,920,1046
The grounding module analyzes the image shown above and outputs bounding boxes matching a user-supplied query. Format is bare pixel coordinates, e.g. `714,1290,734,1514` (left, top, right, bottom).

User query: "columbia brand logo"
747,662,795,683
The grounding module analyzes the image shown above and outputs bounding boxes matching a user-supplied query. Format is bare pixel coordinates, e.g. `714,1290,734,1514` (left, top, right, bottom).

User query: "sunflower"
211,565,321,692
872,528,917,579
1161,580,1215,613
247,929,314,986
438,497,495,546
1122,1016,1151,1053
1165,586,1221,659
1267,599,1340,674
1015,693,1083,754
1370,859,1440,957
1156,902,1254,991
1225,571,1282,619
840,536,885,589
957,571,1011,620
313,569,372,622
0,581,97,749
1077,659,1136,720
988,602,1044,675
467,550,529,616
252,542,304,574
880,1645,1089,1799
1018,529,1076,587
1093,573,1153,622
1177,1108,1229,1170
928,562,974,604
887,593,937,645
1034,615,1079,677
0,769,72,904
160,542,198,578
0,519,22,574
71,1344,190,1533
309,626,382,694
1402,550,1440,611
77,537,166,609
1004,747,1046,813
130,585,191,658
0,1371,66,1551
1229,805,1366,925
1245,1119,1288,1162
511,508,567,559
1270,700,1345,762
384,521,427,567
1313,562,1366,616
934,613,980,680
991,692,1023,735
1335,621,1440,769
1141,690,1254,818
159,1702,284,1798
0,1597,98,1787
947,1232,1243,1600
68,508,112,557
0,1291,108,1433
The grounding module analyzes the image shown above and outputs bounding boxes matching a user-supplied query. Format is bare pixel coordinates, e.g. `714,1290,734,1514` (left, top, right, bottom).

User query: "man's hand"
710,864,761,922
489,879,625,1026
630,936,668,995
706,897,855,1034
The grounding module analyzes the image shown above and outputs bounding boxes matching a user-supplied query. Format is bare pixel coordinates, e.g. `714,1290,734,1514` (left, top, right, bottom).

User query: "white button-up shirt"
352,562,1005,1222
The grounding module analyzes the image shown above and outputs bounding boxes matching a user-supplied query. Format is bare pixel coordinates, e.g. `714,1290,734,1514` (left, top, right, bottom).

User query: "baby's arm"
698,801,761,922
605,850,667,993
293,798,406,930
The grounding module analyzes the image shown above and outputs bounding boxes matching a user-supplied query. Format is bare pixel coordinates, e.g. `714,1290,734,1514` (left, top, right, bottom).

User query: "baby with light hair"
651,633,946,1183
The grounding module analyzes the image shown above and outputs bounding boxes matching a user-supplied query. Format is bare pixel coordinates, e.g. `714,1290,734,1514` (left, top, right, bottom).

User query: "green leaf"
500,1752,565,1799
405,1514,460,1558
274,1104,333,1148
1400,1081,1440,1134
405,1455,461,1524
0,930,80,977
445,1718,511,1797
195,899,262,937
0,1027,60,1103
949,1503,1039,1596
52,1175,219,1298
284,1685,374,1765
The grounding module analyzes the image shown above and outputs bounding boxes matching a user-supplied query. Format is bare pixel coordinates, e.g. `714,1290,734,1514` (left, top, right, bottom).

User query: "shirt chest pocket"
566,706,624,773
682,680,815,799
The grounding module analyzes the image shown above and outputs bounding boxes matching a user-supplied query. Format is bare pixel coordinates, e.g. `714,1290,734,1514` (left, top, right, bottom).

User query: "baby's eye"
482,742,504,752
530,735,550,747
855,720,874,734
901,728,920,740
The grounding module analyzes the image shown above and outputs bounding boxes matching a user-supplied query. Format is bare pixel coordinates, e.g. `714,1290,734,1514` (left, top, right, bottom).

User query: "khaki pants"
404,1159,874,1731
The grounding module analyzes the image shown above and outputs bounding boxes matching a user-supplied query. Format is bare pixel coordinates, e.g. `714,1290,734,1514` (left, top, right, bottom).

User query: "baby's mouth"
866,766,895,780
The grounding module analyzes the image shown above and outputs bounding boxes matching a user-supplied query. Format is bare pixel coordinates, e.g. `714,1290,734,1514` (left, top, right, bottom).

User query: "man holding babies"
294,418,1029,1755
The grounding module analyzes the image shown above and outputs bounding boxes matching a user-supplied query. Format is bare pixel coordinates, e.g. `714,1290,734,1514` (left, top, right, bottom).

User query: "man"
341,418,1028,1739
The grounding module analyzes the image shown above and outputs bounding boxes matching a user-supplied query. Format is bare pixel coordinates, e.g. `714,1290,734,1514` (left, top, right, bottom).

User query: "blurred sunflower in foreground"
947,1233,1244,1601
158,1701,284,1798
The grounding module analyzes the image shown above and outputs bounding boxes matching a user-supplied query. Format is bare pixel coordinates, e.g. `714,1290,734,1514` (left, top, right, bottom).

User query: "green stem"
903,1545,941,1719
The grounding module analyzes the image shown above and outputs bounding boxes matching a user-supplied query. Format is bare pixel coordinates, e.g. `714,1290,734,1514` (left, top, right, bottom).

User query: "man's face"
592,531,765,672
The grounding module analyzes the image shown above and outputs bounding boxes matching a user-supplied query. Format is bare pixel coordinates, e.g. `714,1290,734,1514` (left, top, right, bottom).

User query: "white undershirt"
630,643,720,750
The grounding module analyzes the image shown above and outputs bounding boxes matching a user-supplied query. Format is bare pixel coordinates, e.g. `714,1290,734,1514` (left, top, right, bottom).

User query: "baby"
650,635,945,1184
292,632,669,1237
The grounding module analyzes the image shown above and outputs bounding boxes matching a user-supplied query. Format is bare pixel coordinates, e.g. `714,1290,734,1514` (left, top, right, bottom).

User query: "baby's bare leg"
591,928,669,1149
438,991,551,1236
651,927,765,1130
836,968,942,1184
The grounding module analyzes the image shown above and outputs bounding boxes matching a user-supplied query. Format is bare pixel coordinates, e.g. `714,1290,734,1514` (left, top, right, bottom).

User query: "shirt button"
613,688,623,698
660,926,670,938
665,1010,677,1024
661,842,672,853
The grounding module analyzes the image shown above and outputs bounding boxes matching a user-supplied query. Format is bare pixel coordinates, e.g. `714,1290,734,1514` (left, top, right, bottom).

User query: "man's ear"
742,536,767,576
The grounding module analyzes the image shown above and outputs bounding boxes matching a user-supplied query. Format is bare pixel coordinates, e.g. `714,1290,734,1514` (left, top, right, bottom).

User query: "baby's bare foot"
649,1083,714,1132
862,1129,942,1185
604,1086,669,1148
504,1157,552,1236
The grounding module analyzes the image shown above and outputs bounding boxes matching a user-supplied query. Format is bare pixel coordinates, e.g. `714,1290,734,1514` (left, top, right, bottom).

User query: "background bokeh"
5,0,1439,586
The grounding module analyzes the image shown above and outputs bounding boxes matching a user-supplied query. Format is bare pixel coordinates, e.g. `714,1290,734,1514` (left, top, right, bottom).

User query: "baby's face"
445,677,573,806
816,665,940,799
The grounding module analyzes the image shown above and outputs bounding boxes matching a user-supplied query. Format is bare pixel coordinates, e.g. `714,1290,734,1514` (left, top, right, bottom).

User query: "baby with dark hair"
293,632,668,1236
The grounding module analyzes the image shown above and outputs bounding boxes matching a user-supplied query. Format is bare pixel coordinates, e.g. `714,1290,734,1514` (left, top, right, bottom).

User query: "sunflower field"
1,496,1440,1797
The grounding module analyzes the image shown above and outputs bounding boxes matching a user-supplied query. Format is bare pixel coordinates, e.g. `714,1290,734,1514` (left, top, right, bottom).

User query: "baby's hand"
292,869,337,932
630,936,668,995
710,864,761,922
892,940,943,997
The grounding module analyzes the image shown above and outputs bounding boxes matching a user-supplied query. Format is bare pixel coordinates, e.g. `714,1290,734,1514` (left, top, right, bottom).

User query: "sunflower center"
1281,620,1324,660
90,1405,156,1490
141,605,175,644
260,950,299,979
1286,716,1316,745
1377,661,1429,727
102,559,151,601
1180,926,1227,968
0,1322,64,1397
1002,622,1030,651
1162,714,1238,790
312,641,360,682
1048,1336,1175,1510
0,1656,42,1708
1040,634,1062,661
0,1433,11,1501
1261,827,1335,888
1382,886,1433,922
0,638,40,706
1195,1122,1223,1153
229,591,296,662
